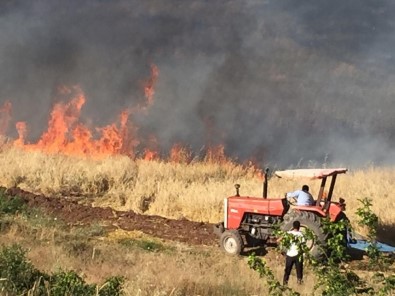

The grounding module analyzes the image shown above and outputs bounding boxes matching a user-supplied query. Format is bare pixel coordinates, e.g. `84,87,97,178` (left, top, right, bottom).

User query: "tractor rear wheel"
282,210,326,259
220,230,243,255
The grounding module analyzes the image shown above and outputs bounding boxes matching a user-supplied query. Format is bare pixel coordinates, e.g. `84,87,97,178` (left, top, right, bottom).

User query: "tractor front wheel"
220,230,243,256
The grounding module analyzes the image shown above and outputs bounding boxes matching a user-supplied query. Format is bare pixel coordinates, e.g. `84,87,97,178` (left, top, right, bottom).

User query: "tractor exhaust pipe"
234,184,240,196
263,168,269,199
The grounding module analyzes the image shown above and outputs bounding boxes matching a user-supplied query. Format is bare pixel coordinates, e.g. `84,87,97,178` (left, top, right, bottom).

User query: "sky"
1,0,395,167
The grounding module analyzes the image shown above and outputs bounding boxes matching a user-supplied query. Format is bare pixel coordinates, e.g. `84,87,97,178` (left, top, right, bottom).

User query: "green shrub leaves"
0,244,124,296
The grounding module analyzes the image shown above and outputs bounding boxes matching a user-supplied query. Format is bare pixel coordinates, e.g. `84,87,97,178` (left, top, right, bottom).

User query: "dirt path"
4,187,218,246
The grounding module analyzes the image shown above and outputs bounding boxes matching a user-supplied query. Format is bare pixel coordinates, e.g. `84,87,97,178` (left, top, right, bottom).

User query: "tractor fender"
290,205,326,217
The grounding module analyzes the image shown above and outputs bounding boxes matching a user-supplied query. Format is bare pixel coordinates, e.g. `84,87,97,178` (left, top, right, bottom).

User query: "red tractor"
214,168,349,258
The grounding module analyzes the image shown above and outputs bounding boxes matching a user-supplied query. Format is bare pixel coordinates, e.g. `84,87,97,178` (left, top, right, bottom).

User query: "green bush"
0,244,45,294
355,197,390,270
98,276,125,296
0,244,125,295
0,192,26,215
379,274,395,295
49,270,96,296
49,271,125,296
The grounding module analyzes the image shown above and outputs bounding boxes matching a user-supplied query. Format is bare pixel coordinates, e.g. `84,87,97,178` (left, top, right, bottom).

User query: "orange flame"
143,149,158,161
34,86,85,154
5,64,253,167
144,64,159,107
244,160,265,181
12,64,159,159
143,134,159,160
204,144,227,163
169,144,192,163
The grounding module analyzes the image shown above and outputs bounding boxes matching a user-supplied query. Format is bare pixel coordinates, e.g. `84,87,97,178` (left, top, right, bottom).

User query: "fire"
144,149,158,161
169,144,192,163
13,86,116,157
143,64,159,107
34,86,85,154
143,134,159,160
2,64,265,173
243,160,265,181
204,144,227,163
11,65,159,159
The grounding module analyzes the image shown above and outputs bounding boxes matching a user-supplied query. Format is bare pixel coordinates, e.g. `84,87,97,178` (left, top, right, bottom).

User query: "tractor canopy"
274,168,348,180
274,168,348,211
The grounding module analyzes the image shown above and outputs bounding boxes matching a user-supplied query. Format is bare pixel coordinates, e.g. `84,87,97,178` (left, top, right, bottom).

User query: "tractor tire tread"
281,210,326,259
220,230,244,256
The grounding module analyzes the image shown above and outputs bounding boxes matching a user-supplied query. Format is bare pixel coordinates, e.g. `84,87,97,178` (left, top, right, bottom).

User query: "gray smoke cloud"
1,0,395,167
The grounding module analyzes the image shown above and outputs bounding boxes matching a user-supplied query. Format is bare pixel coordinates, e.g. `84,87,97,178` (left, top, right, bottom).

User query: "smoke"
1,0,395,167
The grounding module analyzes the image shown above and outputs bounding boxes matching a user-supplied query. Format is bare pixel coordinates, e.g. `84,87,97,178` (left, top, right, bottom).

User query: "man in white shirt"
286,185,315,206
278,220,305,285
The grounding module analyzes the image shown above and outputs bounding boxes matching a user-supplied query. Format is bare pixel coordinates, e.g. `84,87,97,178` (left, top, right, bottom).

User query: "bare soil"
4,187,218,246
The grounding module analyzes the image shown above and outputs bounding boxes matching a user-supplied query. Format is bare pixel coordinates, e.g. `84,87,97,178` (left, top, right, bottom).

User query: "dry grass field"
0,144,394,295
0,145,394,238
2,214,331,296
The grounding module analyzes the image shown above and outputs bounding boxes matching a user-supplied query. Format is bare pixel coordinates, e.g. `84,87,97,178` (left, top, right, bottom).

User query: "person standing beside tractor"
286,185,315,206
277,220,305,285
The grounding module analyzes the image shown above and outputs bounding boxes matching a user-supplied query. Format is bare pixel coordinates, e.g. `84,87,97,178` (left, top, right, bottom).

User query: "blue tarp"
348,240,395,253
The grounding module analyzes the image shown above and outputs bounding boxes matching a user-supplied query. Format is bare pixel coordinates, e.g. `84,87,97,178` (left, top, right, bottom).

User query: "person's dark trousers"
283,255,303,284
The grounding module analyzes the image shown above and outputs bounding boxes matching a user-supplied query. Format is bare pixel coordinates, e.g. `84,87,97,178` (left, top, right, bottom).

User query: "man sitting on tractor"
286,185,315,206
